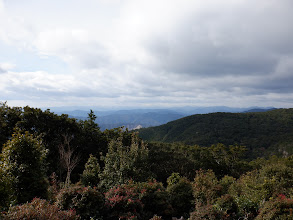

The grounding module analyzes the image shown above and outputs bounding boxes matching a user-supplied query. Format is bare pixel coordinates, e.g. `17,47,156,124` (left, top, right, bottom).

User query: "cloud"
143,0,293,77
1,0,293,108
0,62,15,73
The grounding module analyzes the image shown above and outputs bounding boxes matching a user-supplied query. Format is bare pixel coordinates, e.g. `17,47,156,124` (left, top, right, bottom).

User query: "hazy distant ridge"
51,106,275,130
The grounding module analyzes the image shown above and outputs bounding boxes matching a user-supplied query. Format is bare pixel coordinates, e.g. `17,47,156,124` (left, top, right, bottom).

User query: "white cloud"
0,62,15,72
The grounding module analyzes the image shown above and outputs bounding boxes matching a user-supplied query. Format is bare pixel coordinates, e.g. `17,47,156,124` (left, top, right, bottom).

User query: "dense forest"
0,102,292,219
139,109,293,158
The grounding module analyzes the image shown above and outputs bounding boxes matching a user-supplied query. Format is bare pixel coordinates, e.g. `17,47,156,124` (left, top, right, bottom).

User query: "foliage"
228,159,293,218
0,165,15,210
105,181,143,219
11,106,105,183
80,154,101,187
55,184,105,220
16,106,82,178
99,131,150,190
255,194,293,220
138,180,172,219
219,175,236,195
1,103,293,219
149,215,163,220
0,129,48,204
139,109,293,158
104,179,172,219
47,172,60,202
190,204,222,220
0,102,22,150
209,143,248,177
167,174,194,218
166,172,181,186
2,198,79,220
147,142,249,184
146,142,199,182
213,194,238,219
228,170,268,218
193,169,222,206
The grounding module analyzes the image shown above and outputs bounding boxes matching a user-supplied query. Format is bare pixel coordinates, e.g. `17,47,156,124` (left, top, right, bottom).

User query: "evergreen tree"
81,154,100,187
99,131,150,190
1,129,48,204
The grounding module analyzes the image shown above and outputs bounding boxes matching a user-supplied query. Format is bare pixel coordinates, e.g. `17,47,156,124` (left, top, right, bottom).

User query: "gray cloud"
0,67,4,74
1,0,293,108
144,0,293,79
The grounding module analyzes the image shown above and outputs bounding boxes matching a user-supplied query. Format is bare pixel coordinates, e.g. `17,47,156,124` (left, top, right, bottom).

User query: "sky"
1,0,293,109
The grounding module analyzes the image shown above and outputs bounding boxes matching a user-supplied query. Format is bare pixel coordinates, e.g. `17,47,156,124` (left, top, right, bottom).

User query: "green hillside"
138,108,293,157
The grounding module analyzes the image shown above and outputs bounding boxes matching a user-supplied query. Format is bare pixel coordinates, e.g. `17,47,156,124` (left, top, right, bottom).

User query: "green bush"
3,198,79,220
228,161,293,218
167,174,194,218
55,185,105,220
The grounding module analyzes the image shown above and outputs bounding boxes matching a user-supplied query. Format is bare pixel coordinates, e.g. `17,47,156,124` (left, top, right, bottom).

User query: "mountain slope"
138,108,293,157
97,111,184,130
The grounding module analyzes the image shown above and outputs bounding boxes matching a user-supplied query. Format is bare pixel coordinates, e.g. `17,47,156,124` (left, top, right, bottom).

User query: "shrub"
255,194,293,220
214,194,238,219
190,204,222,220
104,180,173,219
105,181,143,219
55,184,105,220
219,175,236,195
138,179,173,219
3,198,79,220
47,172,60,202
149,215,163,220
228,162,293,218
167,174,194,218
228,171,263,218
193,169,222,205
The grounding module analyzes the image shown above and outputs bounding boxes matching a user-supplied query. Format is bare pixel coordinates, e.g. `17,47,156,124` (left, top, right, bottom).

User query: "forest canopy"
0,102,292,219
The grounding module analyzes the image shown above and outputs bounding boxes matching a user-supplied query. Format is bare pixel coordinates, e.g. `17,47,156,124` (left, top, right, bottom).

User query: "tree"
1,129,48,204
0,164,14,210
0,102,22,150
58,135,80,188
99,131,150,190
16,106,82,178
80,154,101,187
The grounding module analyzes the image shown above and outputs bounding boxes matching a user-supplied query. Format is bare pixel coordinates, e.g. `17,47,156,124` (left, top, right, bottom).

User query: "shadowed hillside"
139,108,293,158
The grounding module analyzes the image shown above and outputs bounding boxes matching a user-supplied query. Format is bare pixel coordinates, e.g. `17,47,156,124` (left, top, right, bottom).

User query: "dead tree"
58,134,80,188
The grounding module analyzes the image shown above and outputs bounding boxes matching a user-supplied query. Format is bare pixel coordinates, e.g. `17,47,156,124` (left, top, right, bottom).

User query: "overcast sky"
1,0,293,109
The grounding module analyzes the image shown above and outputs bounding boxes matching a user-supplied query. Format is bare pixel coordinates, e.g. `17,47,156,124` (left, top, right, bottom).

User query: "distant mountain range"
50,106,276,130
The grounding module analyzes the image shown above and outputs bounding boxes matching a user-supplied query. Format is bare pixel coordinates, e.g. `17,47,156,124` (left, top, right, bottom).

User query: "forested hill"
138,108,293,157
